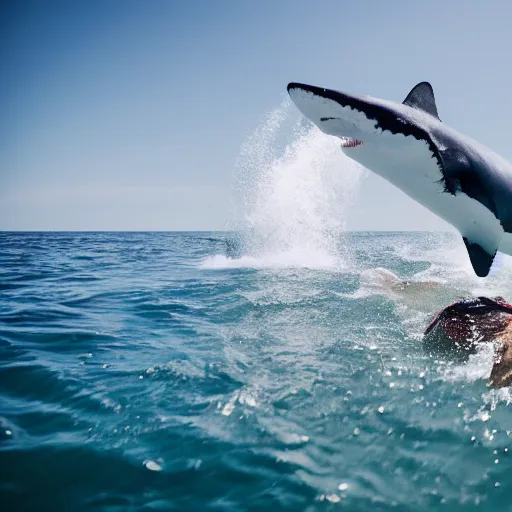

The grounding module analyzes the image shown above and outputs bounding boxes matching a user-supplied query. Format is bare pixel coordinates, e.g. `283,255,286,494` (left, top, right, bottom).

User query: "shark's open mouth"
340,137,363,148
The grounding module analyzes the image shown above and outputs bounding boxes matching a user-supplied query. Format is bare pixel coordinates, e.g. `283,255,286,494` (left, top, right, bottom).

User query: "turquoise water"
2,231,512,511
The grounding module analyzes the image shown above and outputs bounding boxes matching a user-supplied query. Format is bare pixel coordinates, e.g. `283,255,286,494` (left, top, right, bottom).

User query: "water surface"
2,231,512,511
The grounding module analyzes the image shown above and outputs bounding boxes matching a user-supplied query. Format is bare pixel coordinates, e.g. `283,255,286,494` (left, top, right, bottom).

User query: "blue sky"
2,0,512,230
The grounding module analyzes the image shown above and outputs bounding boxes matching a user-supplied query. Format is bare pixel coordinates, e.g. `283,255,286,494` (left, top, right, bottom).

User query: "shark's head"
287,82,438,154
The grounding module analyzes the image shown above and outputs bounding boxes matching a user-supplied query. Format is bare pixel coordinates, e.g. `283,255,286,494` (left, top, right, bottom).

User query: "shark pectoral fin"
463,237,499,277
402,82,440,120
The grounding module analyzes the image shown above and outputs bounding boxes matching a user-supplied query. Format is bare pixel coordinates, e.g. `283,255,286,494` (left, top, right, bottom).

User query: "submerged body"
287,82,512,277
424,296,512,387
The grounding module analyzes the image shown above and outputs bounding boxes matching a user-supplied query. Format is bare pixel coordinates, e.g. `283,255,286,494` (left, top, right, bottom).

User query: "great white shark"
287,81,512,277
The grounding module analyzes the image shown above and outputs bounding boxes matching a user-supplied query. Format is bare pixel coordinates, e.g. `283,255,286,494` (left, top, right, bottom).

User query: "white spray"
202,100,365,270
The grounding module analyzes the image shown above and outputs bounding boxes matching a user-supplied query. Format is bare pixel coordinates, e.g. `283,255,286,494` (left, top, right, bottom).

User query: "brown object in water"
423,296,512,388
490,327,512,388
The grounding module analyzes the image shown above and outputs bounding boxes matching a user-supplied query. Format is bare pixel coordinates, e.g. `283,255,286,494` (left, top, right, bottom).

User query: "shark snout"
287,82,356,109
287,82,371,145
287,82,329,96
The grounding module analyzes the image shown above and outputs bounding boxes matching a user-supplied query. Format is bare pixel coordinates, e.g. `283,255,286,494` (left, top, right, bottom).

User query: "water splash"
202,100,365,270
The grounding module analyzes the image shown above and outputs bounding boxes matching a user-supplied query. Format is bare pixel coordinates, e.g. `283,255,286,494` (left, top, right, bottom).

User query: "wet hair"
423,296,512,358
425,297,512,335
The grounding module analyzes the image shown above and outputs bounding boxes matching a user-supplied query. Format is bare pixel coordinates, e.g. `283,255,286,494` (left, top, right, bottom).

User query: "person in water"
424,296,512,388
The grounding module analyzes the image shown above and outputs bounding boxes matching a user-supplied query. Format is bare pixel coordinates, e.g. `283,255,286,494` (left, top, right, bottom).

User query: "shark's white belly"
345,131,506,256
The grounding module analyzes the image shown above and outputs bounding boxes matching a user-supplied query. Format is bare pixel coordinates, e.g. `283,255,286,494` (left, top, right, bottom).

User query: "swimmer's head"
424,297,512,357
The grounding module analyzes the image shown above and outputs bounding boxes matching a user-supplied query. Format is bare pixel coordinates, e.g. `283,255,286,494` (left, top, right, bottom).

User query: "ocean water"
2,230,512,512
4,102,512,511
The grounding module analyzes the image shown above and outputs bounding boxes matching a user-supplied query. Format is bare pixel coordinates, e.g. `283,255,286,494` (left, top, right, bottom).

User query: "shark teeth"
340,137,363,148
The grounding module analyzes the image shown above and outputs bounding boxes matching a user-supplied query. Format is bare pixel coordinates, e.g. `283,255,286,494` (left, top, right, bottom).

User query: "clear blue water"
2,231,512,511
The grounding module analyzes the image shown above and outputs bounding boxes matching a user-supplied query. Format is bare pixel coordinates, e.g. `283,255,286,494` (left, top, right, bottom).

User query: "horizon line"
0,229,455,234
